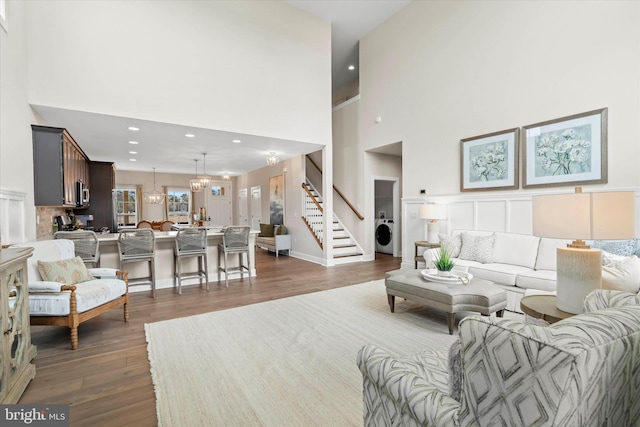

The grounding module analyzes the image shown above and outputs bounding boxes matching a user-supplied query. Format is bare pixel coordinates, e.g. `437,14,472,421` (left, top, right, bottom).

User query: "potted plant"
433,246,455,277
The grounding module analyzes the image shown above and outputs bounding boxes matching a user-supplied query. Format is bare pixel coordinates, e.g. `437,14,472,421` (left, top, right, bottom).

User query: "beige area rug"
144,280,461,426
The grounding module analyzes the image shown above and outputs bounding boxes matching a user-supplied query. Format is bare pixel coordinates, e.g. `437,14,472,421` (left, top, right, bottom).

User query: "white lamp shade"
419,204,448,220
532,191,635,240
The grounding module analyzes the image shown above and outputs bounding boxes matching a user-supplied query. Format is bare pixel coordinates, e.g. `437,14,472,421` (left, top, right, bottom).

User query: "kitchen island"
96,229,258,293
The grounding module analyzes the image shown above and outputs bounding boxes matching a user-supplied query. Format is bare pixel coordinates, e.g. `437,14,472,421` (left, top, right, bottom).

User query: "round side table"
520,295,573,324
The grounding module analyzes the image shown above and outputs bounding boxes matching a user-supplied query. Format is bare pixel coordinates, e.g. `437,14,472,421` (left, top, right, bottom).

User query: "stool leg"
387,295,395,313
496,309,505,318
224,252,229,288
177,256,182,295
247,251,252,285
150,258,156,298
203,253,209,291
174,255,178,293
218,247,222,284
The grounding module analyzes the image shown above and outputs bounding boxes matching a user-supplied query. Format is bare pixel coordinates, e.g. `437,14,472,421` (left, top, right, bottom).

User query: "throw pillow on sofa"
276,225,288,235
458,232,495,263
37,256,94,285
439,233,462,258
601,255,640,293
593,239,638,257
259,223,275,237
601,250,627,266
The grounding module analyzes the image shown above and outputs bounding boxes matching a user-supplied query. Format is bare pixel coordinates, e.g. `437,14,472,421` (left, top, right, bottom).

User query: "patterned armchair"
358,290,640,426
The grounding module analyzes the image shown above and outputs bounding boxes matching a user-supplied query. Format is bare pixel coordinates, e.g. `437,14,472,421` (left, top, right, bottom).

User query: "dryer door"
375,224,392,246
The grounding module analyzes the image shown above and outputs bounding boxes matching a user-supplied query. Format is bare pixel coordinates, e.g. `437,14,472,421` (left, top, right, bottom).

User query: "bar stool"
174,228,208,294
118,228,156,297
218,226,252,288
54,230,101,267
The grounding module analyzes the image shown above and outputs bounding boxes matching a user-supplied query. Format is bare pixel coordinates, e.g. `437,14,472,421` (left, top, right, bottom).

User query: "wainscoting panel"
476,200,507,232
0,190,26,245
508,199,533,235
447,201,475,232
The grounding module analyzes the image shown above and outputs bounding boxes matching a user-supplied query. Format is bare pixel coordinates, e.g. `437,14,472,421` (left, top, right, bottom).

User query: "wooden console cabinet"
0,248,37,403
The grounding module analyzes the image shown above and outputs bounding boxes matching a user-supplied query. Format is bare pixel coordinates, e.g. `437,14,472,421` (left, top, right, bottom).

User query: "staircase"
301,180,364,264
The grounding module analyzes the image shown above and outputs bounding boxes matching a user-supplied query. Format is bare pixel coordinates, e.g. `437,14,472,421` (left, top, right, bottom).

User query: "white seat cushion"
516,270,557,292
469,263,533,287
29,278,126,316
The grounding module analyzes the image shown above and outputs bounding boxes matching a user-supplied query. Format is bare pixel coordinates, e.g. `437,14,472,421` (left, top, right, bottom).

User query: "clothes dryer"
375,219,394,254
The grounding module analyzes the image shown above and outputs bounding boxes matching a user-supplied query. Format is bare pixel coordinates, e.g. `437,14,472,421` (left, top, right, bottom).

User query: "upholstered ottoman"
385,269,507,334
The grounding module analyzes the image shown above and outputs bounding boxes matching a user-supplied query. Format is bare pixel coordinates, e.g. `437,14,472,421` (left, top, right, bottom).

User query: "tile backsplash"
36,207,68,240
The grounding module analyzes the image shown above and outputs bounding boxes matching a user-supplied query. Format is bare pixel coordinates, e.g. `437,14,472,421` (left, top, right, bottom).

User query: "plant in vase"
434,246,455,277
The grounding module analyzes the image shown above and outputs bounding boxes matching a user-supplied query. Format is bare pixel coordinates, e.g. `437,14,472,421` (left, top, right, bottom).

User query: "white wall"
332,98,368,248
0,1,38,241
26,1,332,145
358,1,640,266
360,0,640,197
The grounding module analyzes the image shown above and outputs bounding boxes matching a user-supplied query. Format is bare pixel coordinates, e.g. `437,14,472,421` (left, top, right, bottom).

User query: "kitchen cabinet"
32,125,89,207
0,247,37,403
79,161,117,232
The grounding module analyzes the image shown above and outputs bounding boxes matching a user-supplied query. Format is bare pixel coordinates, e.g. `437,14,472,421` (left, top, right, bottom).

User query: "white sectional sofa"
423,230,572,313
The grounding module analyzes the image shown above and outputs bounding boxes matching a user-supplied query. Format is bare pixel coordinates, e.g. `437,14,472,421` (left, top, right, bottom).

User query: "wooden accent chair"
14,239,129,350
136,220,153,229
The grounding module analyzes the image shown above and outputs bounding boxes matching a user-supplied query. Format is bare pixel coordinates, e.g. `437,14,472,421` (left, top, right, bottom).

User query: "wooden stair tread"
334,252,363,258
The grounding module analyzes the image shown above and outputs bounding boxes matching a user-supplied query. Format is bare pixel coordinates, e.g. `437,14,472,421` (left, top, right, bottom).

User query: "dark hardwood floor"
19,250,401,426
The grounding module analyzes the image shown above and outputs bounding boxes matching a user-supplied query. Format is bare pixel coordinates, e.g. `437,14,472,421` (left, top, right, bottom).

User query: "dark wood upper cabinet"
32,125,89,207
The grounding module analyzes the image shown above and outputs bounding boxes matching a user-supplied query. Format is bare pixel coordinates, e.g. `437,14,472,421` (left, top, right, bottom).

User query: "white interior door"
250,186,262,231
238,187,249,226
206,181,232,226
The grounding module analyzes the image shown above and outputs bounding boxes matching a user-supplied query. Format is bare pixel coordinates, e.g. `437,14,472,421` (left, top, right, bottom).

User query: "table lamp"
532,187,635,314
420,203,448,244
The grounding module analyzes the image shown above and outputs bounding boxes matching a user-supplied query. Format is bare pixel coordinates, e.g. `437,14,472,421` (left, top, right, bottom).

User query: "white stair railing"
302,180,323,244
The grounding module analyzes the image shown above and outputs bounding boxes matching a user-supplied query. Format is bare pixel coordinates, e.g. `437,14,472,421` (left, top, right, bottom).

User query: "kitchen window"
114,187,138,227
167,188,190,224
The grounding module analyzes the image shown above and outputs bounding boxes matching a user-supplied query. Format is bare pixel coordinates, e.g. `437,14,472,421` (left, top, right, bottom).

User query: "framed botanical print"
460,128,519,192
522,108,607,188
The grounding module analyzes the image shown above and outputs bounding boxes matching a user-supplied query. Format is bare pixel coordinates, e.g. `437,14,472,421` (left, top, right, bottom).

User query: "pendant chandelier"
266,152,280,166
198,152,212,188
189,159,203,192
143,167,166,204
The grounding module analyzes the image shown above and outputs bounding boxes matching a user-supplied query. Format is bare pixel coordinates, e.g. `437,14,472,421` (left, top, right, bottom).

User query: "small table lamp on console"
420,203,448,244
532,187,635,314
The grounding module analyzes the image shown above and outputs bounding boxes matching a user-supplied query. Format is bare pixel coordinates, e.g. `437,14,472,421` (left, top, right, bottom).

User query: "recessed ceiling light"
232,139,241,143
185,133,195,138
348,65,355,71
129,158,137,162
128,126,139,131
129,151,137,154
129,141,139,145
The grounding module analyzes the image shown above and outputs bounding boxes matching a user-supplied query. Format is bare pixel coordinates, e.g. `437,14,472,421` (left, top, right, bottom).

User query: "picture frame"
460,128,519,192
522,108,607,188
269,174,285,225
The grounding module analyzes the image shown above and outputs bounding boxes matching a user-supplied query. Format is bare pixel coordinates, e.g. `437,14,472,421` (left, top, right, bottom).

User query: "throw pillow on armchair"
259,223,275,237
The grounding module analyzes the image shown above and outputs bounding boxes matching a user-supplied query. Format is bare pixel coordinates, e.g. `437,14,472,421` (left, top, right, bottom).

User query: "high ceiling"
32,1,410,177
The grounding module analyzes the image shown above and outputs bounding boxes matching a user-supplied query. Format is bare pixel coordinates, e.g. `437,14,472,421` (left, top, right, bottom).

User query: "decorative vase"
437,269,452,278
